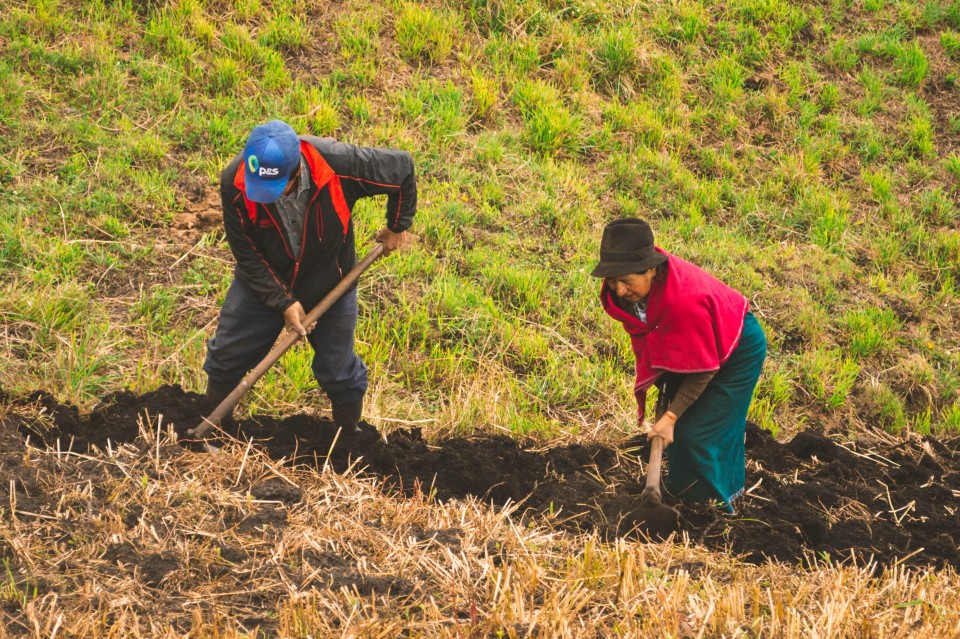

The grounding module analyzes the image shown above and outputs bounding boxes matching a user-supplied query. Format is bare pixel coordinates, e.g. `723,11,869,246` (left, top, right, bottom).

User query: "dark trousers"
203,278,368,405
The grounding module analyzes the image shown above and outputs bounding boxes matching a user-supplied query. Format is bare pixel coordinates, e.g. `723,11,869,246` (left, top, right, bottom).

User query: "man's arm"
309,138,417,233
220,164,297,312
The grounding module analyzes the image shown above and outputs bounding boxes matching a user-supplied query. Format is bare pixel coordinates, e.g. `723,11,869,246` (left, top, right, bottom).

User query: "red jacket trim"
232,140,351,237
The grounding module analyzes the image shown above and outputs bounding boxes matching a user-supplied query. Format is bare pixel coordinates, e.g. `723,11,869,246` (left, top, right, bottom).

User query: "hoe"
636,391,682,538
187,243,384,441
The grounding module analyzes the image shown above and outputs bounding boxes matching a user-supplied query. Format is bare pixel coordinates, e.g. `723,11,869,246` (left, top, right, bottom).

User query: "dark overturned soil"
4,385,960,570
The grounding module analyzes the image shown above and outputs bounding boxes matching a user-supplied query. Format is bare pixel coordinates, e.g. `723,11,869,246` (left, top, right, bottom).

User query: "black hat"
590,218,667,278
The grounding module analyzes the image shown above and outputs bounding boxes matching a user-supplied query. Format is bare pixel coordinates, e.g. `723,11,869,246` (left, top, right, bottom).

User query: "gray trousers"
203,278,368,404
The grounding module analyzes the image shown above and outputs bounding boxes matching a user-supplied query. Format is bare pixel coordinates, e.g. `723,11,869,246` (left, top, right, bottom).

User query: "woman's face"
606,268,656,302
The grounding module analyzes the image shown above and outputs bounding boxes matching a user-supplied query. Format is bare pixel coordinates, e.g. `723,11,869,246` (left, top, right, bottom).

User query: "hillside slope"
1,0,958,438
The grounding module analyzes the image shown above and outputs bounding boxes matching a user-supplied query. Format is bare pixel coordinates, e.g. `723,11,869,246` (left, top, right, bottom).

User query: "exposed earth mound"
3,385,959,570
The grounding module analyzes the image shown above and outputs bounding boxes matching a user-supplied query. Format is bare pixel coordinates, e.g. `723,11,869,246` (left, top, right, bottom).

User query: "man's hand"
646,410,678,446
375,227,407,256
283,302,315,337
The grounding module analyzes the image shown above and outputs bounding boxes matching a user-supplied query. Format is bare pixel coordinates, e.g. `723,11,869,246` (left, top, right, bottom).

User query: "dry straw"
0,412,958,638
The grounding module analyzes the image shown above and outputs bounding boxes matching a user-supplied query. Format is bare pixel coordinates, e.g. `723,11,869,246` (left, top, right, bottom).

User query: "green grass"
944,30,960,60
395,3,458,64
1,0,959,438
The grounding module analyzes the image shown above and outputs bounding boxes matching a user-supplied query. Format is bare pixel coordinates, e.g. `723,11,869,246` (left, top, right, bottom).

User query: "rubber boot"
331,400,363,434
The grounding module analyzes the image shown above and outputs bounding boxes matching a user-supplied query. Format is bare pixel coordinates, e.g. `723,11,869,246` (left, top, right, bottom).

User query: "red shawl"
600,250,749,420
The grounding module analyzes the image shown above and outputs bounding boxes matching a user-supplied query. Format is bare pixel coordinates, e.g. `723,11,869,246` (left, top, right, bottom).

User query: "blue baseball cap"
242,120,301,203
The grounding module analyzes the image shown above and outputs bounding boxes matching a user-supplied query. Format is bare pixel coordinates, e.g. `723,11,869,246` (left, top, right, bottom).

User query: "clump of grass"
399,79,468,143
749,366,795,436
826,38,859,71
337,11,380,58
842,307,902,360
942,152,960,184
143,10,197,61
209,56,240,94
861,167,894,202
513,80,584,156
943,30,960,60
866,379,908,434
917,187,955,225
706,54,746,104
483,32,541,78
310,101,341,136
347,93,371,126
0,559,37,610
800,189,850,253
897,352,938,408
903,96,935,158
335,11,381,85
652,0,707,44
796,347,861,410
590,26,639,95
470,70,498,121
940,402,960,434
818,81,840,112
856,66,887,116
395,3,458,64
896,41,929,87
259,7,308,52
856,31,929,87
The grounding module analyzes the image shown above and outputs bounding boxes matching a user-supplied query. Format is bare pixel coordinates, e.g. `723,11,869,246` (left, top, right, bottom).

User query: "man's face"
606,268,656,303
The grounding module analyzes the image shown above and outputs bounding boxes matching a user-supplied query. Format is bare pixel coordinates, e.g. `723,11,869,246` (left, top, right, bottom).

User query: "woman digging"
593,218,767,513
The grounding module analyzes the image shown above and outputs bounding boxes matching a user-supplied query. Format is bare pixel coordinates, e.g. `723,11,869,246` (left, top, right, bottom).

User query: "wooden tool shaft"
645,436,666,496
644,385,670,496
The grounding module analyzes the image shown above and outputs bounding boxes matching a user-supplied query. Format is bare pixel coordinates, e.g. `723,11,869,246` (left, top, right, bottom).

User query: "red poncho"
600,250,749,420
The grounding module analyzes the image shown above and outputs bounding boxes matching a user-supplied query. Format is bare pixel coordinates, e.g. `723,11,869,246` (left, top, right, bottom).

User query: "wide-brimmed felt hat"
590,218,667,278
242,120,301,204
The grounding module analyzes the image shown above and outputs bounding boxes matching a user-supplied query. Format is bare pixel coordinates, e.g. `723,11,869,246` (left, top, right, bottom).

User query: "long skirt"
663,311,767,511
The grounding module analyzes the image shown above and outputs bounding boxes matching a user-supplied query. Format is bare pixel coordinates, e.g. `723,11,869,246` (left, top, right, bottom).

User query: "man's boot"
331,400,363,434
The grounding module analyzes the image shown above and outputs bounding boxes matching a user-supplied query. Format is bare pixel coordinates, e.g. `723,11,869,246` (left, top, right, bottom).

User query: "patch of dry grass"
1,416,957,638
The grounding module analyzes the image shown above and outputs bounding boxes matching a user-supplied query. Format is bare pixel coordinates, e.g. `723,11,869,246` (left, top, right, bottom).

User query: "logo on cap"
247,154,280,177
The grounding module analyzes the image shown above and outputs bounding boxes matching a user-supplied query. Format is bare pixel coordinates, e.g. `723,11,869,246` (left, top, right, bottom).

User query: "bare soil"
4,385,959,570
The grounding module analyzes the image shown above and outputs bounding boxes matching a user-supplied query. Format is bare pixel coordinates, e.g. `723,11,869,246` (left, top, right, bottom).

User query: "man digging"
203,120,417,433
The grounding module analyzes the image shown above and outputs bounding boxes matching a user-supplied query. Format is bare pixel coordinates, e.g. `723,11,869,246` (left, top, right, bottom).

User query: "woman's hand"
647,410,678,446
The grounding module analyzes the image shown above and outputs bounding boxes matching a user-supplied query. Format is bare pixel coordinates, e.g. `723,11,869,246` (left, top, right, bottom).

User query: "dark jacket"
219,135,417,311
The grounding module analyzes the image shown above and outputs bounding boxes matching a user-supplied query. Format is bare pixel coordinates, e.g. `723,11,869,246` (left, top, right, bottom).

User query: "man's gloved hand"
647,410,678,446
375,227,407,256
283,301,316,337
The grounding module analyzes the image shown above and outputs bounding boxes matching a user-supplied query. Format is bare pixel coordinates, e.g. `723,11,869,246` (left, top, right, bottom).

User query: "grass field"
1,0,958,437
1,0,959,636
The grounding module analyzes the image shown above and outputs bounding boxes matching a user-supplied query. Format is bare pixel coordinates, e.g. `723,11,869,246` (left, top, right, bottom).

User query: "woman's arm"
667,371,717,418
649,372,716,445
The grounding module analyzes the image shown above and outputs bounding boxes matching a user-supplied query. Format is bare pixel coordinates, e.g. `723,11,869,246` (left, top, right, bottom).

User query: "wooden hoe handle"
644,386,670,498
645,436,666,497
187,243,385,440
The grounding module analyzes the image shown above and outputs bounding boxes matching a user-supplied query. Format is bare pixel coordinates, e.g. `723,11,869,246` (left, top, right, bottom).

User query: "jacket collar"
233,139,336,221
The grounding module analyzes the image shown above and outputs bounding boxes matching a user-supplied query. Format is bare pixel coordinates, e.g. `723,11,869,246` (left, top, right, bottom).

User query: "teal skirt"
663,311,767,511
